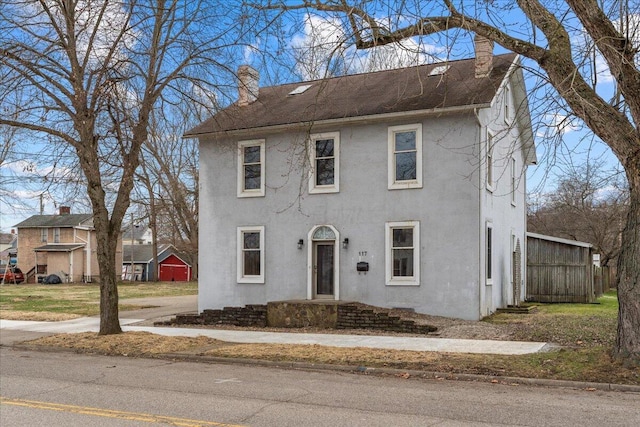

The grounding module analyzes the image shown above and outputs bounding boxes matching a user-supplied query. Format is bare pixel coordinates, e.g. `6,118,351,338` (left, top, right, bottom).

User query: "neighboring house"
122,224,153,245
186,37,537,320
14,207,123,283
122,243,192,282
0,232,18,266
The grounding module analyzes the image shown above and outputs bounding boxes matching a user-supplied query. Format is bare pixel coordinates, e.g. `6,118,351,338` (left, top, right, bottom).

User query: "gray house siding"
199,114,487,319
195,55,534,321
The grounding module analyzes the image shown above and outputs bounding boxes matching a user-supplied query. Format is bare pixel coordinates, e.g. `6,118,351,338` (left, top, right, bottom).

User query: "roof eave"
184,102,492,139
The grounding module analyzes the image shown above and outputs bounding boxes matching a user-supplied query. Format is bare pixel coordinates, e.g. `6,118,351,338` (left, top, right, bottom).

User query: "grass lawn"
16,289,640,385
0,282,197,319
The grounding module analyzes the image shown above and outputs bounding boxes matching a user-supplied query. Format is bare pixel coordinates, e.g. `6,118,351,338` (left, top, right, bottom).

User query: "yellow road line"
0,397,246,427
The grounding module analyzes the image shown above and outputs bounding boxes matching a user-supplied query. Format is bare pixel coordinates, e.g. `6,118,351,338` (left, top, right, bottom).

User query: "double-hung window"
237,226,264,283
41,228,48,243
504,86,511,124
486,223,493,285
388,124,422,189
486,132,494,192
237,139,265,197
511,157,517,205
308,132,339,193
385,221,420,286
53,227,60,243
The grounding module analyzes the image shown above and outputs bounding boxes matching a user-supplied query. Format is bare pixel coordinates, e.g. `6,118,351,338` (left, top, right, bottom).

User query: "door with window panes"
311,226,336,298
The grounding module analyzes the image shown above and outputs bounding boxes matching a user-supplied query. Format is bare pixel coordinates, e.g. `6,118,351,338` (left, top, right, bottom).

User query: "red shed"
158,253,192,282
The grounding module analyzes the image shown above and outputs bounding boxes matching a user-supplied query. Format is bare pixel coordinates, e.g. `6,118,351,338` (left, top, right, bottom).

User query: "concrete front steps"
158,300,437,335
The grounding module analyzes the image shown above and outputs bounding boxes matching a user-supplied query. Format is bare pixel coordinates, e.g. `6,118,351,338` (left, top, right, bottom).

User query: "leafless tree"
133,101,202,280
0,0,248,334
261,0,640,364
528,162,628,267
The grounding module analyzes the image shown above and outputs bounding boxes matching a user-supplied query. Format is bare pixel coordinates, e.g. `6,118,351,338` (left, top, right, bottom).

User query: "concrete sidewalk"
0,317,549,355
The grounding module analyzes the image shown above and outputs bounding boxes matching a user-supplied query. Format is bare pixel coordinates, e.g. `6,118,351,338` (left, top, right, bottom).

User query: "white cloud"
26,1,137,71
536,113,580,138
244,38,261,64
291,13,444,80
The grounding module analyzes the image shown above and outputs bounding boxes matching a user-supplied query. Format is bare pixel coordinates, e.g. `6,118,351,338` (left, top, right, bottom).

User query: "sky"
1,2,635,233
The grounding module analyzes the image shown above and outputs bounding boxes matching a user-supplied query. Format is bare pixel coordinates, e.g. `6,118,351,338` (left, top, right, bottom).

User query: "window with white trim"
237,226,265,283
385,221,420,286
504,85,511,123
41,228,48,243
237,139,265,197
486,224,493,284
308,132,339,193
486,132,494,191
388,124,423,189
511,157,517,205
53,227,60,243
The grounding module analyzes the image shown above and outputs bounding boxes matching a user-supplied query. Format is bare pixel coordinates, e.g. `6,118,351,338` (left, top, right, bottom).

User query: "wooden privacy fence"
526,233,595,303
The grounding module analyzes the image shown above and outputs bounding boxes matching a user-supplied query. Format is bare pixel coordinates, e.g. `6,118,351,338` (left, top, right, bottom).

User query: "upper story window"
486,132,494,192
41,228,48,243
388,124,423,190
53,227,60,243
308,132,339,194
237,225,265,283
511,157,517,205
504,86,511,123
385,221,420,286
237,139,265,198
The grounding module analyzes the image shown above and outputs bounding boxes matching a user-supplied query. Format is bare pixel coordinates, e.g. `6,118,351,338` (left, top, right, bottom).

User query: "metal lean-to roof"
34,243,86,252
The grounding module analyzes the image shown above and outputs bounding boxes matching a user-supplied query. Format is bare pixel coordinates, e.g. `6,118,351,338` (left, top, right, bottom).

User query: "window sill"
386,279,419,286
237,191,265,198
388,181,422,190
309,186,339,194
237,277,265,284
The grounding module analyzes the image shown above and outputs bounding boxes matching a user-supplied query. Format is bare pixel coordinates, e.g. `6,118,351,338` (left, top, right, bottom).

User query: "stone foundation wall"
336,304,436,334
161,302,436,334
266,301,338,328
163,304,267,327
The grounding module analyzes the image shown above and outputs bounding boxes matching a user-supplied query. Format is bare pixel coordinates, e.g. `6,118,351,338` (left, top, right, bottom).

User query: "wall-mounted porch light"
342,238,349,249
297,239,304,250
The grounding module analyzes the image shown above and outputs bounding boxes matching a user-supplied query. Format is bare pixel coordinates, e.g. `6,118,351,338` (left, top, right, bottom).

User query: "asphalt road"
1,347,639,426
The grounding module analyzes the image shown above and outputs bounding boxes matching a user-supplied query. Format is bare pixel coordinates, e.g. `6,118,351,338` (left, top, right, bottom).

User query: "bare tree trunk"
92,210,122,335
615,175,640,365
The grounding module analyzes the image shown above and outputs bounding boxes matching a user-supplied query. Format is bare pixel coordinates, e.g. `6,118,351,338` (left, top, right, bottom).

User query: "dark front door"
314,242,334,297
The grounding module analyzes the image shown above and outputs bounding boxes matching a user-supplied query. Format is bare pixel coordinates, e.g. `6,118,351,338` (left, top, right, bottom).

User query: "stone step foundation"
158,301,436,334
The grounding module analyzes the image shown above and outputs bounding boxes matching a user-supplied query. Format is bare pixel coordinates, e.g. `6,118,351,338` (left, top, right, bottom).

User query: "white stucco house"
186,37,537,320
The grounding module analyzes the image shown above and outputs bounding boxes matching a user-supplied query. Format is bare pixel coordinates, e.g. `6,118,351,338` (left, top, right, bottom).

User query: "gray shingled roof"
122,244,172,263
185,53,518,137
0,233,17,245
14,214,93,228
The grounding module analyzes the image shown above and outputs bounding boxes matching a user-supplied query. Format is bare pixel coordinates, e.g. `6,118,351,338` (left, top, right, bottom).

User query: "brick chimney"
474,35,494,78
237,65,259,107
59,206,71,215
